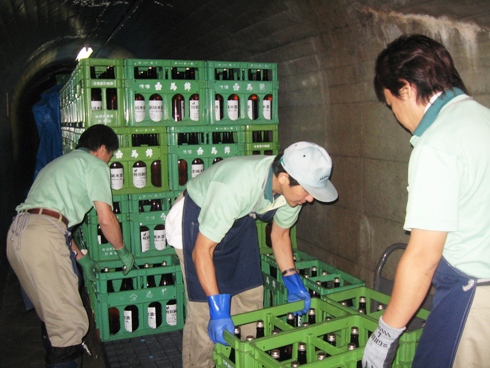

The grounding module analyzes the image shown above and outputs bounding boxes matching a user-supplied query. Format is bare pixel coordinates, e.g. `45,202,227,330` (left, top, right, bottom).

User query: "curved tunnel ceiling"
2,0,490,195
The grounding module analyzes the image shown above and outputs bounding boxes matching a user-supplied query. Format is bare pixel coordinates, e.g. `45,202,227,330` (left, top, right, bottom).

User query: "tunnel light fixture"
76,46,93,61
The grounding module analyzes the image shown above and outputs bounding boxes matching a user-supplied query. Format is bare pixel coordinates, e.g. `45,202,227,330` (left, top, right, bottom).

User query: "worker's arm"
192,231,220,296
270,221,296,275
383,228,446,328
363,228,446,367
94,201,124,250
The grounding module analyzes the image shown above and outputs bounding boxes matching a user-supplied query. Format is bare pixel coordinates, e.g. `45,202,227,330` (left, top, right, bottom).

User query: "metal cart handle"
373,242,407,292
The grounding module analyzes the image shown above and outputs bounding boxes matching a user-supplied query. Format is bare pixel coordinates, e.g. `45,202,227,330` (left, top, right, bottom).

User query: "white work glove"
362,316,405,368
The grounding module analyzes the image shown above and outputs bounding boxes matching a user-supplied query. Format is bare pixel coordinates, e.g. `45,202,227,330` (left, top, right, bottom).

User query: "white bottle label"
190,100,199,121
263,100,272,120
124,310,134,332
134,100,146,122
191,163,204,178
149,99,163,122
154,229,166,250
141,229,151,252
132,167,147,188
215,100,222,121
110,168,124,190
148,306,157,329
227,100,239,121
166,303,177,326
91,101,102,111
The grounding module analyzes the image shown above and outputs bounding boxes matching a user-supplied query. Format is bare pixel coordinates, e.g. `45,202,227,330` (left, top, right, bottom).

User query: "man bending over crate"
166,141,338,367
7,124,136,368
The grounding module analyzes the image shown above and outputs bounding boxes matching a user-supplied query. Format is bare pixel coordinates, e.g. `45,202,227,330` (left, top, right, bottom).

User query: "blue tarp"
32,84,63,180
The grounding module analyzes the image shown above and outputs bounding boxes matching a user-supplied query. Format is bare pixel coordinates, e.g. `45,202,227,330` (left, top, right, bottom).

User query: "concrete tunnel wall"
2,0,490,287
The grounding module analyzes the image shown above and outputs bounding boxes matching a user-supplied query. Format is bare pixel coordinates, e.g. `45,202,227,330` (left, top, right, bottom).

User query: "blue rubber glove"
362,316,405,368
208,294,234,346
283,272,311,315
77,252,101,282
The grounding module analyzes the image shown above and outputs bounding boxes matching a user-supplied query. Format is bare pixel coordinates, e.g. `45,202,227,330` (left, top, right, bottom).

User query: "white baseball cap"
280,142,338,202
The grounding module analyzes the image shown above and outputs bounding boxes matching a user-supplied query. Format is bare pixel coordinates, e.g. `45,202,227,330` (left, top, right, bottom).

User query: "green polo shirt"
17,149,113,227
186,155,302,243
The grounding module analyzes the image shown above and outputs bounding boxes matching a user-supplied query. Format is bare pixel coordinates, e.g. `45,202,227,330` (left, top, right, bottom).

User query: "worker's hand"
115,245,136,276
207,294,234,346
77,252,101,282
283,272,311,315
362,316,405,368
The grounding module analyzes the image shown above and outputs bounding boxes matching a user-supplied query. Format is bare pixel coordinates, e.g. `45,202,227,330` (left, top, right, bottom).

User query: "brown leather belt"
27,208,69,227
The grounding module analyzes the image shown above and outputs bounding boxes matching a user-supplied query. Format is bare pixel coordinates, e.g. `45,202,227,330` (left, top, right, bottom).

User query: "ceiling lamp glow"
76,46,93,61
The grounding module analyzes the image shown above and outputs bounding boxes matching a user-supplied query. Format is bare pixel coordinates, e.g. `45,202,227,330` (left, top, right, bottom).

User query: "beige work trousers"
6,213,88,347
453,284,490,367
175,247,264,368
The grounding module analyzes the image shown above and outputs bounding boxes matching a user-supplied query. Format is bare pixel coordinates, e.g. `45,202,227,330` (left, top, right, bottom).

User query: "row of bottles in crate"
90,64,273,82
97,199,169,252
105,262,178,335
229,313,366,366
89,90,274,122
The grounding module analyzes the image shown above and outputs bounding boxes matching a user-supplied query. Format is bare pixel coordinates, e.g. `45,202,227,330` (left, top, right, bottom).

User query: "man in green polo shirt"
166,141,338,367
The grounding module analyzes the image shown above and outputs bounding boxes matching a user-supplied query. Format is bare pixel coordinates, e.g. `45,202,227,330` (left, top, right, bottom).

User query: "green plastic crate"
75,58,124,84
206,61,279,125
78,213,132,269
326,286,430,368
124,59,207,127
166,126,245,191
109,143,169,194
214,299,363,368
89,254,185,341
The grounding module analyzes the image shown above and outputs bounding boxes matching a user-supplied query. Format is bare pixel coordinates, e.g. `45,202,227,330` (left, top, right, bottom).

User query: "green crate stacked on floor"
326,286,430,368
260,249,365,310
213,298,375,368
88,253,185,342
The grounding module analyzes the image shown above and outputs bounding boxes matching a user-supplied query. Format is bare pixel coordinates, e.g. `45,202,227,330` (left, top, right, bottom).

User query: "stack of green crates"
61,57,280,342
87,253,185,342
214,290,430,368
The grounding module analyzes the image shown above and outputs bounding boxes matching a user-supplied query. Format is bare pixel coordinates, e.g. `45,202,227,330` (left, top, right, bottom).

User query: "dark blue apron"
412,257,477,367
182,192,276,302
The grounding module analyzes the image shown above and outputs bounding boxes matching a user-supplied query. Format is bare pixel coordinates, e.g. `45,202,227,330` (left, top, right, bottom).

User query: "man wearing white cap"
166,141,337,367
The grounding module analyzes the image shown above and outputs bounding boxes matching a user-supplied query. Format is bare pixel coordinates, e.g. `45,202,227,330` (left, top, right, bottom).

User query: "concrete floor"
0,249,183,368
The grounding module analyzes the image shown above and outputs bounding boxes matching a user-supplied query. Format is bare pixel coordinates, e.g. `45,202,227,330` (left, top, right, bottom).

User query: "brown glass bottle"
106,88,118,110
178,159,188,186
124,304,139,332
91,88,102,111
151,160,162,187
212,157,223,165
140,224,150,253
191,158,204,179
297,342,307,365
154,223,166,250
172,94,185,121
227,94,239,121
256,320,265,338
189,94,199,121
247,94,258,120
132,161,147,189
149,94,163,122
263,94,273,120
215,94,224,121
134,93,145,122
110,162,124,190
